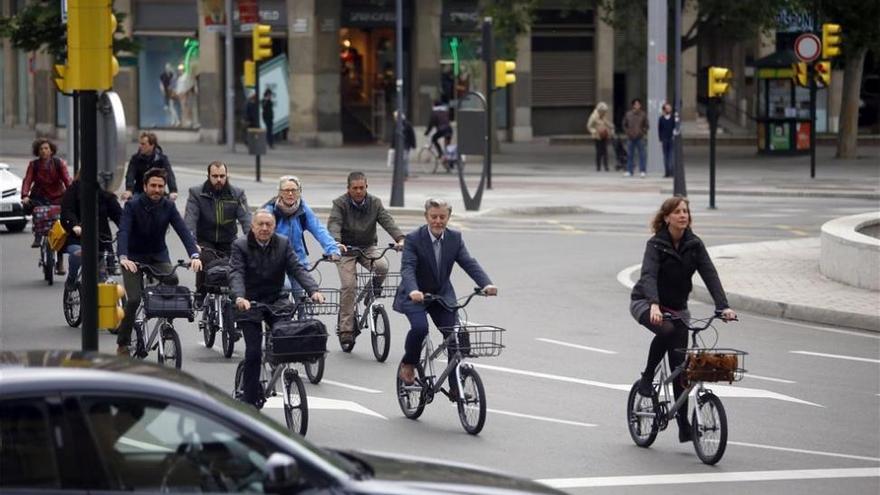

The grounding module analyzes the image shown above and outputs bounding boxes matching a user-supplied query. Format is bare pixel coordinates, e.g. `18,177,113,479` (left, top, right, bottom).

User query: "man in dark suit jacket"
393,198,497,385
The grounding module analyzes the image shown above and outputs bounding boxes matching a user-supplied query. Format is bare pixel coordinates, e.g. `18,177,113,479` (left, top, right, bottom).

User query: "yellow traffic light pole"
250,24,272,182
706,66,731,209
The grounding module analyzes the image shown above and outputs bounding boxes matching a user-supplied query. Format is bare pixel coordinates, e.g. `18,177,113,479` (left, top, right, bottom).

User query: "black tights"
639,311,689,425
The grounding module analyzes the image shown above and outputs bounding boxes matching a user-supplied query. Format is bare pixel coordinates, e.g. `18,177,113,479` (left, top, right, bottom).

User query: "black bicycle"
198,247,238,358
32,205,60,285
396,288,504,435
626,311,746,465
62,237,121,329
292,255,339,384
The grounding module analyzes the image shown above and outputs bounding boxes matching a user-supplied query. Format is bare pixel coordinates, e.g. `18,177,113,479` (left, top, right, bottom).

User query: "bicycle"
337,244,400,362
232,300,328,437
32,205,60,285
396,288,504,435
415,141,466,175
626,311,746,465
197,247,238,358
284,256,339,384
63,237,121,328
127,260,195,370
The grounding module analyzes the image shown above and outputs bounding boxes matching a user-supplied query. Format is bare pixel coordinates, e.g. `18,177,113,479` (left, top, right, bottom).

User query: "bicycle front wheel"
62,282,82,327
130,320,146,359
627,379,659,447
416,147,436,174
284,368,309,436
304,356,325,384
456,366,486,435
371,306,391,363
157,323,182,369
42,245,54,285
692,392,728,465
396,360,426,419
201,298,217,348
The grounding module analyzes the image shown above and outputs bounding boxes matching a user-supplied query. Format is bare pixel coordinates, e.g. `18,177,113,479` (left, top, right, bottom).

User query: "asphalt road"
1,193,878,494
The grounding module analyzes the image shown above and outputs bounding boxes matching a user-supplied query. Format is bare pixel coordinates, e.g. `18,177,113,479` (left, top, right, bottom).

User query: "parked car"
0,350,564,495
0,163,27,233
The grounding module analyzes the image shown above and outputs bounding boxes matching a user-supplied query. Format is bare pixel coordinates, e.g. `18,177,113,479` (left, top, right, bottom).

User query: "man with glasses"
184,161,251,303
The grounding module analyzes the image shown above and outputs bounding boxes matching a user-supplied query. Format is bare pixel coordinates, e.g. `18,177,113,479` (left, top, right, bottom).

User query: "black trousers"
595,138,609,170
236,299,286,406
638,309,689,424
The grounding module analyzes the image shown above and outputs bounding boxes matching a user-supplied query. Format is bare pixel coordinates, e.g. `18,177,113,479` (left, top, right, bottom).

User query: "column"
114,0,139,138
412,0,441,127
32,50,54,135
594,0,614,119
681,6,698,120
1,0,17,126
511,31,532,142
197,1,222,143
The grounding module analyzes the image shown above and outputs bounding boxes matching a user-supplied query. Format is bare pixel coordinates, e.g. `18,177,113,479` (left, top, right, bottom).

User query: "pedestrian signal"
814,61,831,88
707,66,731,98
494,60,516,89
97,282,126,331
821,23,842,59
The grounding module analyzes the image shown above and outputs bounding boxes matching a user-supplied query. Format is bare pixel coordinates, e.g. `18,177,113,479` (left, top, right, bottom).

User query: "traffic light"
821,23,842,59
707,66,731,98
494,60,516,88
244,60,255,87
97,282,126,331
63,0,119,91
53,64,70,94
814,60,831,88
792,62,808,87
252,24,272,62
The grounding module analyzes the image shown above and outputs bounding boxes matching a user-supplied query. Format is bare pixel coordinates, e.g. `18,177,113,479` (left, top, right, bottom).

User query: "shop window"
137,36,201,129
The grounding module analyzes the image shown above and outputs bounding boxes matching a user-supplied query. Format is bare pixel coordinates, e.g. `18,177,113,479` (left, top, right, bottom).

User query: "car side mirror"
263,452,301,493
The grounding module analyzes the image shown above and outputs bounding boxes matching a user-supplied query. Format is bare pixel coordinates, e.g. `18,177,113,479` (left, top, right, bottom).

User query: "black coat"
117,194,198,262
60,180,123,249
124,146,177,194
631,227,728,311
229,231,319,310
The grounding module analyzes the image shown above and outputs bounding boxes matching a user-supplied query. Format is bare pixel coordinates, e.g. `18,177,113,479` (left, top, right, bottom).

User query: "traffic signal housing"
822,23,842,59
707,66,731,98
792,62,808,88
814,60,831,88
62,0,119,91
97,282,126,331
252,24,272,62
494,60,516,89
244,60,256,87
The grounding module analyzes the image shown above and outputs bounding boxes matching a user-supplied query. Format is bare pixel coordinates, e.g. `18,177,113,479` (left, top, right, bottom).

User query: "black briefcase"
266,319,327,364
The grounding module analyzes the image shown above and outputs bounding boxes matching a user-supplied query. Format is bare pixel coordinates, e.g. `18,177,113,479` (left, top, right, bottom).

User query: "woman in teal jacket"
264,176,340,291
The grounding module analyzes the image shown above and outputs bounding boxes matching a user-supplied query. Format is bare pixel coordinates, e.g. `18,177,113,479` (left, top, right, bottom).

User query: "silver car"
0,163,27,233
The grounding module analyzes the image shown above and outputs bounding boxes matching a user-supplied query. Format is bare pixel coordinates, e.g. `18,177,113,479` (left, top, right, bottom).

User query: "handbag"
47,220,68,252
266,319,327,364
143,285,194,320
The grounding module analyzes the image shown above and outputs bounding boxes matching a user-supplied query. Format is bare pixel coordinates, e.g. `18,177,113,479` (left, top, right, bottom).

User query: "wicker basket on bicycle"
437,324,506,358
299,288,340,317
681,348,747,385
266,318,328,364
356,270,401,299
32,205,61,236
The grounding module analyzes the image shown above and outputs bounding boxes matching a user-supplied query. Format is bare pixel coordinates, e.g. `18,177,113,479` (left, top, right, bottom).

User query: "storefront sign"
203,0,226,32
239,0,258,26
292,18,308,34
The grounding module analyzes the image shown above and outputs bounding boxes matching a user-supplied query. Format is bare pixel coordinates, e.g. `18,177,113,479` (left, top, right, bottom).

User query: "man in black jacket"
121,132,178,201
117,168,201,356
229,209,324,407
184,161,251,301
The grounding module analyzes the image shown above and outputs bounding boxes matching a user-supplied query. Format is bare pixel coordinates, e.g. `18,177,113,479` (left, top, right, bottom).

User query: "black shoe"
638,373,655,397
677,416,693,442
31,235,41,248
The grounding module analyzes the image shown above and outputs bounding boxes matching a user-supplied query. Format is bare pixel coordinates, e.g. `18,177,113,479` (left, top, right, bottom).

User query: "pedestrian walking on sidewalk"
21,138,72,273
121,132,178,202
587,102,614,171
658,103,675,178
623,98,648,177
629,196,737,442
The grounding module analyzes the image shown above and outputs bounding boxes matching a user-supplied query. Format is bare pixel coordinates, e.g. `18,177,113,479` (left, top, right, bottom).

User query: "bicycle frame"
419,329,468,401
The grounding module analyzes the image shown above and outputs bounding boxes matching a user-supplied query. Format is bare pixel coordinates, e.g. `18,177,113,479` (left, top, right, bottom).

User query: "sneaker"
31,235,41,248
623,172,633,177
116,345,130,356
640,172,646,178
399,363,415,385
54,260,66,276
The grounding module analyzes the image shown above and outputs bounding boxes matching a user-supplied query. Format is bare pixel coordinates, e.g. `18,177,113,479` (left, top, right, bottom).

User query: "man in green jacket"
328,171,404,344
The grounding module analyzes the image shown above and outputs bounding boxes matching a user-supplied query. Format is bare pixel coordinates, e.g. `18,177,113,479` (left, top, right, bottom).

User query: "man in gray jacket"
184,161,251,302
327,171,405,345
623,98,649,177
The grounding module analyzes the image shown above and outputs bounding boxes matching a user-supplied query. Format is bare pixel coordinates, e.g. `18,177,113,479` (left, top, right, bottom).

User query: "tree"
0,0,138,61
822,0,880,158
480,0,538,59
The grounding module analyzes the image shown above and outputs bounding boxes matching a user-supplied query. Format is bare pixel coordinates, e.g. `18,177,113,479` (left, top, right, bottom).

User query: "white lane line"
468,362,822,407
791,350,880,364
748,313,880,339
485,408,596,428
744,374,796,384
262,396,387,420
320,380,383,394
536,338,617,355
728,441,880,462
537,467,880,489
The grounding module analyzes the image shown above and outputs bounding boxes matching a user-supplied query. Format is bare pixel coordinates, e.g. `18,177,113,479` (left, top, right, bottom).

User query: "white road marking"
791,350,880,364
536,338,617,354
467,362,822,407
262,396,387,419
616,264,640,290
538,467,880,489
728,441,880,462
744,374,796,384
747,313,880,339
485,408,597,428
320,380,383,394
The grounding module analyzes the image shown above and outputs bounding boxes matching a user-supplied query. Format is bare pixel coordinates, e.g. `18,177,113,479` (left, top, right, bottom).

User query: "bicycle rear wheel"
396,360,427,419
200,296,216,348
692,392,728,465
221,299,236,358
627,379,659,447
371,306,391,362
157,323,182,369
42,244,54,285
284,368,309,436
62,282,82,327
304,356,325,384
456,366,486,435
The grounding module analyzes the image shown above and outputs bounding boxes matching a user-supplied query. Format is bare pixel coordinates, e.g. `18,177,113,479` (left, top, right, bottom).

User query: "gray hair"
252,208,276,224
278,175,301,192
424,198,452,215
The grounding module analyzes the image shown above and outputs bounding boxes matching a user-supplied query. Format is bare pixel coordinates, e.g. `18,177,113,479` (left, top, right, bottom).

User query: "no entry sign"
795,33,821,63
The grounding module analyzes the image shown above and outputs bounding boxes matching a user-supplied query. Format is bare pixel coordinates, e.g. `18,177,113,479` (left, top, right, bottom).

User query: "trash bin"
246,128,267,155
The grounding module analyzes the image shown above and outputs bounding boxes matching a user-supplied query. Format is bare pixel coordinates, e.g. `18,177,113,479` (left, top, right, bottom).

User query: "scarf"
275,197,300,217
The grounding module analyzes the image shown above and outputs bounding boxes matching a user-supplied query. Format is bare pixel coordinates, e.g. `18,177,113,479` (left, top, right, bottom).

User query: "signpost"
794,33,821,63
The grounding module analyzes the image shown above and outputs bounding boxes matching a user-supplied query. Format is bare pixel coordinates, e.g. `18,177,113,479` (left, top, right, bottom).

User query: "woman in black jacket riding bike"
630,196,736,442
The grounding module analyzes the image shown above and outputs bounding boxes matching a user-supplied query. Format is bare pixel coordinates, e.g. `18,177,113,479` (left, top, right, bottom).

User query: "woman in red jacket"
21,138,72,273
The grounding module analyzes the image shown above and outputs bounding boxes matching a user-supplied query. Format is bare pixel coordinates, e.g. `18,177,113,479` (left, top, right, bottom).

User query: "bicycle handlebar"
422,287,491,311
342,243,401,259
134,260,192,278
306,254,336,272
663,311,738,333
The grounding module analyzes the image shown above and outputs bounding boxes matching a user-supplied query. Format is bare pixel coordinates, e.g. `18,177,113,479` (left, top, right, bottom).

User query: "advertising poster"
258,55,290,134
202,0,226,32
796,122,811,150
770,123,790,151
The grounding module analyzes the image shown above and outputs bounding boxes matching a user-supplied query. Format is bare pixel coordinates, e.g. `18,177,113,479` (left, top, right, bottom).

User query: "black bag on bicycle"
143,285,194,320
204,263,231,291
267,319,327,364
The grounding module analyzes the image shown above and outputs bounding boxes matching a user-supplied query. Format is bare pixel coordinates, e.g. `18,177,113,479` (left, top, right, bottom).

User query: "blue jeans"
661,139,674,177
403,304,457,365
627,137,646,174
65,244,81,285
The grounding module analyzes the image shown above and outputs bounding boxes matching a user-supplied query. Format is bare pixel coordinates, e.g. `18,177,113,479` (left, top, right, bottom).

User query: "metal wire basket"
681,348,747,384
356,271,401,299
298,288,340,317
438,324,506,358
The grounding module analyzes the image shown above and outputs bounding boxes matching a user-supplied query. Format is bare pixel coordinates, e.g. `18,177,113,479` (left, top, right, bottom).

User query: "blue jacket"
264,199,339,267
393,225,492,314
118,194,198,263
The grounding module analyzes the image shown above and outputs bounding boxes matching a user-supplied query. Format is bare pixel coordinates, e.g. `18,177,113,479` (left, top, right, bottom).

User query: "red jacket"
21,157,72,204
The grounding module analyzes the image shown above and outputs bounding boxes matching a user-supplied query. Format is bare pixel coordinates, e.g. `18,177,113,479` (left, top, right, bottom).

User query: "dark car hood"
335,450,564,495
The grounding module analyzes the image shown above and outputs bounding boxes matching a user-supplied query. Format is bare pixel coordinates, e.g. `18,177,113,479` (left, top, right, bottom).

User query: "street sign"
96,91,127,192
794,33,821,63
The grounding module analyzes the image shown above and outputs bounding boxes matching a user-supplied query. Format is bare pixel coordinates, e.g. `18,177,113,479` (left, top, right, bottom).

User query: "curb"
659,188,880,201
